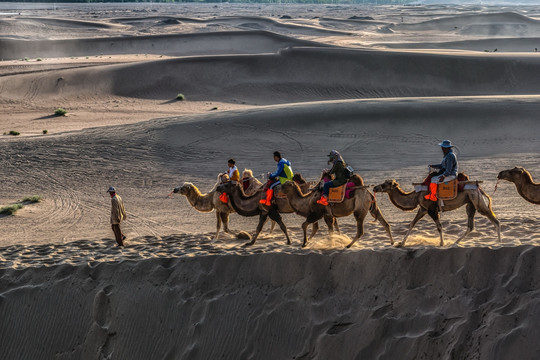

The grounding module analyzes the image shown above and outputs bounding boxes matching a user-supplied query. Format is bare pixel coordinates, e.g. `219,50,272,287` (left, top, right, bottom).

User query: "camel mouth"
373,185,383,192
173,187,180,193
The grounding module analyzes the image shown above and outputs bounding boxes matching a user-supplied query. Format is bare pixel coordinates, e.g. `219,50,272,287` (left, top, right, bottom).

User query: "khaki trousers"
111,224,124,246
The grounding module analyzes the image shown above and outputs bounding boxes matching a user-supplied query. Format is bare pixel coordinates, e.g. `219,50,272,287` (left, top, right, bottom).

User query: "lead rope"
490,179,501,198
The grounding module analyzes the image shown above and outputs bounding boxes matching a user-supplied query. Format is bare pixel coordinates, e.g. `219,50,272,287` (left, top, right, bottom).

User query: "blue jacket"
431,149,458,177
270,158,292,180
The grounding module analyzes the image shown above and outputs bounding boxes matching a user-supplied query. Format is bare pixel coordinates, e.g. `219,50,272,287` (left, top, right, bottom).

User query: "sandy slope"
2,246,540,359
2,3,540,358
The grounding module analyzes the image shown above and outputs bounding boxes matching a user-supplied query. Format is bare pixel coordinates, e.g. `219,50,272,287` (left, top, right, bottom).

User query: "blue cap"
438,140,454,148
328,150,339,157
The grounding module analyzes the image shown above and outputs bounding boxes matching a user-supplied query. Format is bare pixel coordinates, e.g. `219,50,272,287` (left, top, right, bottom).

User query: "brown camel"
281,176,393,248
497,167,540,204
216,181,293,246
373,179,501,247
173,182,234,240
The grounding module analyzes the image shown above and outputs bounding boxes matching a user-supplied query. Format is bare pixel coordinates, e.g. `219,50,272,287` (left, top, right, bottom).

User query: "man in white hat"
107,186,127,246
425,140,458,201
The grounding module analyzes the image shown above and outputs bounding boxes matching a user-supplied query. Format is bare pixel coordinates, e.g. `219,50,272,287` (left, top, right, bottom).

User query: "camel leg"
399,207,428,248
476,199,502,243
308,222,319,240
427,205,444,246
221,212,231,233
454,203,475,245
215,211,222,240
369,202,394,245
245,214,269,246
346,209,368,248
269,220,276,234
303,212,325,247
268,207,291,245
334,218,341,235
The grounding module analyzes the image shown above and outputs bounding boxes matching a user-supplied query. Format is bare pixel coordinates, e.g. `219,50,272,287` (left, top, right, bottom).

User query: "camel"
173,182,234,240
373,179,501,247
280,175,393,248
216,181,293,246
497,167,540,204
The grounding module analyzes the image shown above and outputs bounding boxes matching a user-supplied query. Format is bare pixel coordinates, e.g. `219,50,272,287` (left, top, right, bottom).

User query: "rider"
219,159,240,203
226,159,240,183
317,150,350,206
425,140,458,201
259,151,293,206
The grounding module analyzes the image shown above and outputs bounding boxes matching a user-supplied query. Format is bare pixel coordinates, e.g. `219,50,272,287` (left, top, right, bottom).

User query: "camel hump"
457,172,469,181
350,174,364,186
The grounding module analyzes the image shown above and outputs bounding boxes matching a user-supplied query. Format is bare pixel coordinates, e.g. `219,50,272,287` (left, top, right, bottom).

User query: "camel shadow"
34,114,63,120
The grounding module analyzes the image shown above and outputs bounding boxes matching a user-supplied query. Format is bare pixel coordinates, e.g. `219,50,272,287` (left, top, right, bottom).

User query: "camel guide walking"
425,140,458,201
108,186,127,246
260,151,294,206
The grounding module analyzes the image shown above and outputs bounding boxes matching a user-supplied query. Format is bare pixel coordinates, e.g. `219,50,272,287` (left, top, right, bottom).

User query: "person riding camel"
317,150,350,206
259,151,294,206
242,169,263,196
219,159,240,203
425,140,458,202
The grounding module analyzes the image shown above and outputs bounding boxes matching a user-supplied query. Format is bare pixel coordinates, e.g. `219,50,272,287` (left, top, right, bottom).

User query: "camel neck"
387,186,418,211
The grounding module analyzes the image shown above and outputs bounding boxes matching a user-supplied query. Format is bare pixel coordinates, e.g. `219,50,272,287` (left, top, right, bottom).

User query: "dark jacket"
329,160,349,187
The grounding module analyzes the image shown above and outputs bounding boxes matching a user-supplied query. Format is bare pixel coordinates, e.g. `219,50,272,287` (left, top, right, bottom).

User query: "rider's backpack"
344,165,354,179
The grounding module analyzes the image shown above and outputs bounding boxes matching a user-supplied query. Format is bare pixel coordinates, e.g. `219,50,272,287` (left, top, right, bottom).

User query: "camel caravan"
172,142,539,248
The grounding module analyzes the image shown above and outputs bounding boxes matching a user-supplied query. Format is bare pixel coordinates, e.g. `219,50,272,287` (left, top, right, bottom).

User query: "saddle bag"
438,179,458,200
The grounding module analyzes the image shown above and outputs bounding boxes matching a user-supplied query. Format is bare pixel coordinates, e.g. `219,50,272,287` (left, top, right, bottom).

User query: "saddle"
413,172,482,200
328,182,358,203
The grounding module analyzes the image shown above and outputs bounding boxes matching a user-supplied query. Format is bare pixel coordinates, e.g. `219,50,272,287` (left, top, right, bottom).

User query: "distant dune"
3,47,540,104
0,31,329,60
377,37,540,52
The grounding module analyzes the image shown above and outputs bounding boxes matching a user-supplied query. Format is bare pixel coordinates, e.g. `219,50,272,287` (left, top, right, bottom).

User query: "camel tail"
478,187,497,218
368,193,379,219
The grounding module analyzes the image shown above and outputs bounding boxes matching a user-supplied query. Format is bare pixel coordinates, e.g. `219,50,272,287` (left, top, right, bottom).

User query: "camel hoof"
394,242,403,248
243,241,255,247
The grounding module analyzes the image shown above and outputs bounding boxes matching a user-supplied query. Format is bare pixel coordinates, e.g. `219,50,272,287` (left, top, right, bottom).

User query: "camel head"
176,182,196,196
292,173,307,185
497,167,526,183
373,179,399,193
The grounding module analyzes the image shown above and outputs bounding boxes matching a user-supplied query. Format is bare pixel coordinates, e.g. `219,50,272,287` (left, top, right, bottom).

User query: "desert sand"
1,2,540,358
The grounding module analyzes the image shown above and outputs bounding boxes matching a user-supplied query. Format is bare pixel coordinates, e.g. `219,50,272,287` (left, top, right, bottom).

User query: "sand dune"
111,15,352,36
2,246,540,359
378,37,540,52
0,31,329,61
3,47,540,105
1,96,539,246
393,12,540,31
3,4,540,358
